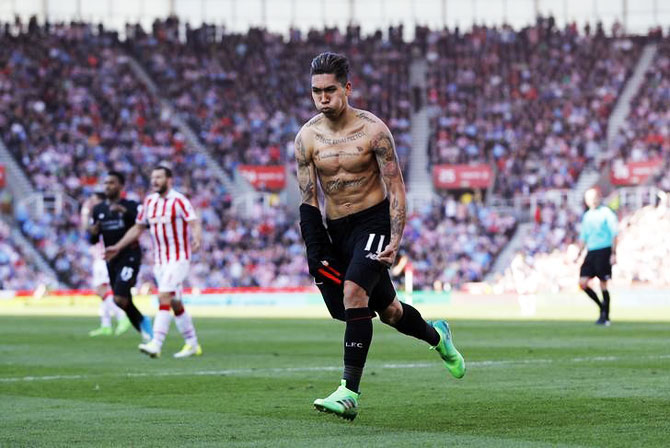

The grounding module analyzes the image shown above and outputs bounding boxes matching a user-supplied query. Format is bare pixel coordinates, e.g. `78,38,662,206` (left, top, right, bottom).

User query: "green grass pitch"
1,316,669,447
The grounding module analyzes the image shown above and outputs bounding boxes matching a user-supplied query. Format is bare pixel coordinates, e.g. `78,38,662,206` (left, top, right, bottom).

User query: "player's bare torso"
300,108,387,219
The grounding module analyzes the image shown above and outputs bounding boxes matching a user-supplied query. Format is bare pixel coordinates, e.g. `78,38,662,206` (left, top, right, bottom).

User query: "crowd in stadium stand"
0,220,54,289
612,39,669,188
0,18,665,292
402,196,516,289
127,19,413,177
423,18,641,197
498,196,670,293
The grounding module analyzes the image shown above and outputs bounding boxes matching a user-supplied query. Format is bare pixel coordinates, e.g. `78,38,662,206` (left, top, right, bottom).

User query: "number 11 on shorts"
364,233,385,254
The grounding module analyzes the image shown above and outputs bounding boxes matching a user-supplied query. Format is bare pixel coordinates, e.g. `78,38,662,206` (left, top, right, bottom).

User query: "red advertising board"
432,164,493,189
610,159,663,186
0,164,5,188
238,165,286,191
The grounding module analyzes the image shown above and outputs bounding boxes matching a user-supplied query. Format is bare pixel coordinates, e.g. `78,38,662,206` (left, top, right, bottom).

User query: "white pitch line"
1,354,668,384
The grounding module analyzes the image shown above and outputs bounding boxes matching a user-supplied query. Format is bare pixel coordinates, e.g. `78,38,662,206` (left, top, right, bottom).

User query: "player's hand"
377,243,399,268
88,221,101,235
192,237,201,252
104,245,120,261
610,253,616,265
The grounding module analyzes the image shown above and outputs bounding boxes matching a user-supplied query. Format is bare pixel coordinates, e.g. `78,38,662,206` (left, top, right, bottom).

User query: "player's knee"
343,281,368,309
158,292,173,305
379,299,402,325
170,298,184,314
578,279,589,290
113,296,128,309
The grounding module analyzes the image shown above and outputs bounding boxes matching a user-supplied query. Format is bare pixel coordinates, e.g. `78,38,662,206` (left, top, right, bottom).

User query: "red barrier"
238,165,286,190
433,164,493,189
610,159,663,185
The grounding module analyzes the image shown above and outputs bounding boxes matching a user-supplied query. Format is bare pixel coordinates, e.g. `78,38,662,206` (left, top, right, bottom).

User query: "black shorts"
323,199,396,318
107,251,141,298
580,247,612,281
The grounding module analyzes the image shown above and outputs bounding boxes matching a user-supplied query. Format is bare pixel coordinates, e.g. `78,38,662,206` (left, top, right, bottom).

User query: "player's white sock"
174,308,198,347
152,306,172,348
108,293,126,322
99,297,112,328
102,291,122,323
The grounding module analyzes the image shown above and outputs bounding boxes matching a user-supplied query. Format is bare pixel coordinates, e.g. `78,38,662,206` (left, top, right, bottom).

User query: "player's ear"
344,81,352,97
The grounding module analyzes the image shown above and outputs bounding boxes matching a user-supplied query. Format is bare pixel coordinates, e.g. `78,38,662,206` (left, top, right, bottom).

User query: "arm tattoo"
295,135,317,205
372,130,406,246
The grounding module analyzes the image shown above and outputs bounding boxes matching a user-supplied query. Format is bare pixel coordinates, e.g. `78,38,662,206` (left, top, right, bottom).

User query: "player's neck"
323,106,355,132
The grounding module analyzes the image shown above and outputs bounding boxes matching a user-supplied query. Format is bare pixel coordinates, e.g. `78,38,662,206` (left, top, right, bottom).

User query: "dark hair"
107,170,125,185
310,52,349,86
153,165,173,178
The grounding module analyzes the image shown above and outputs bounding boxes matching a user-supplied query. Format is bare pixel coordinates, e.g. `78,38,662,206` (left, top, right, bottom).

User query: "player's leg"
314,279,369,420
171,291,202,358
579,276,601,308
110,261,153,339
579,253,602,318
139,290,172,358
375,274,464,379
597,279,611,326
341,280,373,392
89,284,113,337
139,265,171,357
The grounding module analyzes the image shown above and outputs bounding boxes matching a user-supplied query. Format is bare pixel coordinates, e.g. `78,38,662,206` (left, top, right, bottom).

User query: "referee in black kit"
576,188,618,326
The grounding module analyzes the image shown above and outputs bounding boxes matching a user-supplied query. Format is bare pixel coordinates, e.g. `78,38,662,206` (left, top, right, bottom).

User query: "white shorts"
92,259,110,288
153,260,190,294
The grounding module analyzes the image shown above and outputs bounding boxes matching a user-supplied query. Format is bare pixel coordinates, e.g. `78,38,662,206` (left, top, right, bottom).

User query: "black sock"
391,302,440,346
602,290,610,319
583,287,602,311
115,296,144,332
342,307,373,393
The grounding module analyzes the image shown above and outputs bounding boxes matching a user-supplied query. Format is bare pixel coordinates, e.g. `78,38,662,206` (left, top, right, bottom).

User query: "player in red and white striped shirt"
106,166,203,358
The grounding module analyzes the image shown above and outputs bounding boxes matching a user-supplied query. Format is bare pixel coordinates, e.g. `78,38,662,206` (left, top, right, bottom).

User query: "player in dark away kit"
295,52,466,420
88,171,153,341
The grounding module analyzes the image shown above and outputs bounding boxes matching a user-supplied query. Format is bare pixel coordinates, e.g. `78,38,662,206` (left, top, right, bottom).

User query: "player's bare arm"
189,218,202,252
104,223,144,261
370,120,406,267
295,129,319,207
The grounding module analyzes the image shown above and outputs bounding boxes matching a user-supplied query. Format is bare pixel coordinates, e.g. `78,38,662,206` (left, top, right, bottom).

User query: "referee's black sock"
391,302,440,347
115,296,144,332
601,290,610,319
342,307,373,393
582,287,602,310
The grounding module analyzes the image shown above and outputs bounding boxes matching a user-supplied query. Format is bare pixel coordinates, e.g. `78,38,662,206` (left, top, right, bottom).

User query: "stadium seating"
424,19,641,196
0,19,663,290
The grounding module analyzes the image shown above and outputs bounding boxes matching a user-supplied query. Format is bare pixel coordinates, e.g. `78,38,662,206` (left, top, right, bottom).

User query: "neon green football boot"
313,380,360,421
88,326,113,337
430,320,466,379
114,317,132,336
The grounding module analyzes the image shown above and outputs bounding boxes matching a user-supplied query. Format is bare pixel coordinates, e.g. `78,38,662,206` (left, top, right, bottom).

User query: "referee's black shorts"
579,247,612,281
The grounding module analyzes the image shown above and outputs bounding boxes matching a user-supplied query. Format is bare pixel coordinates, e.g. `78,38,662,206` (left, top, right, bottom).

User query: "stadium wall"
1,286,669,322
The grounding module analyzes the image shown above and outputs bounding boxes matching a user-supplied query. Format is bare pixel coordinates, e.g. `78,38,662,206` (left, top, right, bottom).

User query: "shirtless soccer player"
296,52,466,420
